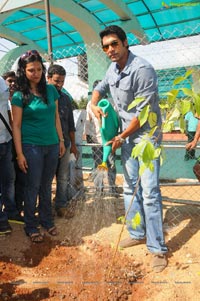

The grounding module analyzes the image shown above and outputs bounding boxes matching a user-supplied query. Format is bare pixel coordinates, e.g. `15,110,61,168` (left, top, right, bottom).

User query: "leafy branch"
160,68,200,133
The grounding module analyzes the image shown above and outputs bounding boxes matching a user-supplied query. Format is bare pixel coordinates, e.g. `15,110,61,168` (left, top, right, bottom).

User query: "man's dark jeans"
0,140,17,221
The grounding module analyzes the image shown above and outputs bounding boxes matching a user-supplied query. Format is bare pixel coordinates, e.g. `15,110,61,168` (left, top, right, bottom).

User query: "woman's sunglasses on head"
20,50,40,60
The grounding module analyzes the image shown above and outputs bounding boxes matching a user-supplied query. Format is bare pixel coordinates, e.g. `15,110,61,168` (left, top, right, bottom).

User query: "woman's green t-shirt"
12,84,59,145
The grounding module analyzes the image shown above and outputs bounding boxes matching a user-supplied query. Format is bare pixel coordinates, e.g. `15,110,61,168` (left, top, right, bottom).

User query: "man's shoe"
151,254,167,273
119,237,145,248
0,221,12,235
8,214,24,225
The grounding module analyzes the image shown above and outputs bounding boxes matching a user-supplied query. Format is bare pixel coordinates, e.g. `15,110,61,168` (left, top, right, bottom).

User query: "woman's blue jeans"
22,144,59,234
121,142,168,254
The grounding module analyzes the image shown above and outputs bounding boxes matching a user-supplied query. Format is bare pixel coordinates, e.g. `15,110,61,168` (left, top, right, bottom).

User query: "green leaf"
148,112,157,128
139,105,150,127
180,88,194,97
142,141,155,162
148,126,158,138
164,90,178,97
139,163,146,176
117,216,126,223
162,121,175,133
184,69,193,79
131,212,141,230
128,97,145,111
180,100,191,116
160,154,164,166
153,147,162,159
165,89,179,105
159,146,165,166
173,76,185,85
159,103,169,110
193,94,200,116
149,161,154,172
131,140,146,158
168,108,180,121
179,115,185,133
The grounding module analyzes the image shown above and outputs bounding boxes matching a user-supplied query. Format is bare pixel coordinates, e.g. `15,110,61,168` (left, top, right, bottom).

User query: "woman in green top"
12,50,65,243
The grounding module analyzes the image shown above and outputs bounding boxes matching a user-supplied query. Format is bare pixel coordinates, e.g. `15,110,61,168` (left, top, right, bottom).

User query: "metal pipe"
44,0,53,64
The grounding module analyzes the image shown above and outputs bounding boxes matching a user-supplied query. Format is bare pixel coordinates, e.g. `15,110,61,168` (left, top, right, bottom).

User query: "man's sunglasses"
102,41,119,52
20,49,40,60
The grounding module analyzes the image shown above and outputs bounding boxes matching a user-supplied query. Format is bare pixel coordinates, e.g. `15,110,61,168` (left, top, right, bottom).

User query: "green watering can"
97,99,119,169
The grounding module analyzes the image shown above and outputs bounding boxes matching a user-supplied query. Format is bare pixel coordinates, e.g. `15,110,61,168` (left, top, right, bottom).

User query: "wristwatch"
116,135,125,144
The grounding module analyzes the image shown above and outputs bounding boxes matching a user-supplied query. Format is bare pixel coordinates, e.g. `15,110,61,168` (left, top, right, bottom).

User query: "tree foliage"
130,68,200,175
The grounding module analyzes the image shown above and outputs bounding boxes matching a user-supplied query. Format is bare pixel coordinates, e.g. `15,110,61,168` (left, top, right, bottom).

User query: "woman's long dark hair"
16,51,47,105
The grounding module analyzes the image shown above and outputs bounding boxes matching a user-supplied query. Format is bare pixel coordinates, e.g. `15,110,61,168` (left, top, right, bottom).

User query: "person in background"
0,76,23,234
70,108,86,199
85,80,117,193
0,76,12,234
91,25,168,272
184,111,198,160
12,50,65,243
47,64,78,218
2,71,16,124
186,117,200,151
2,71,16,99
2,71,24,215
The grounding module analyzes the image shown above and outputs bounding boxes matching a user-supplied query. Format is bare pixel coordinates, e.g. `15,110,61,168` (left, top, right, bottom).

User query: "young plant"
160,69,200,133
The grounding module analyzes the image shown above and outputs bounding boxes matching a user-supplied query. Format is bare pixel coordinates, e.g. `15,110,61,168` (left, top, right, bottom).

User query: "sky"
0,38,16,58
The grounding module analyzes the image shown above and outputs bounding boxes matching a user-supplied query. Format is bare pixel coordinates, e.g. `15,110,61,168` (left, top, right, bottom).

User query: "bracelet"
59,138,65,142
116,135,125,144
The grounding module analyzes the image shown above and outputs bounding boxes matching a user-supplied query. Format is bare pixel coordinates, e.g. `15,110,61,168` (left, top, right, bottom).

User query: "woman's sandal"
47,226,58,236
28,232,44,243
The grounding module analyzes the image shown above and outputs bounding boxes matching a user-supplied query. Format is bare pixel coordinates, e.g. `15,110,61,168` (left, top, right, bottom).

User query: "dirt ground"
0,175,200,301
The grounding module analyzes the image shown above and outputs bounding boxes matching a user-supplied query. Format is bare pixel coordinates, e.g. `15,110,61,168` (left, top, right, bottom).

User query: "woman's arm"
12,105,28,173
55,100,66,157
